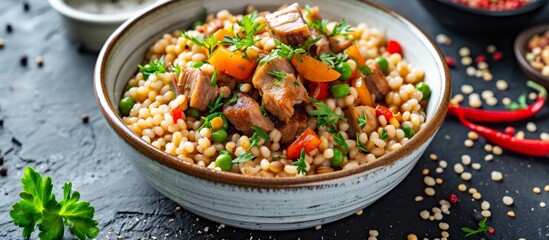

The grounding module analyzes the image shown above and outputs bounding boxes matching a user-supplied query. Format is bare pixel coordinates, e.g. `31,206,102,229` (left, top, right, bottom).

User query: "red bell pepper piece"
308,83,330,100
286,128,321,159
375,104,393,120
171,106,183,123
386,40,402,55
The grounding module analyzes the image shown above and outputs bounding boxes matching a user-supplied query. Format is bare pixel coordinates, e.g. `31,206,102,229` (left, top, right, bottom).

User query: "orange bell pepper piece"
346,44,365,66
291,54,340,82
351,75,375,107
286,128,321,159
213,29,234,42
209,46,257,80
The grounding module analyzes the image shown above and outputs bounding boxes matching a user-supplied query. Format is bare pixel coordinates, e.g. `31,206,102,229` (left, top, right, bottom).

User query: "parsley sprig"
259,36,322,65
461,218,493,237
356,135,368,153
330,126,349,154
267,71,287,86
358,111,368,129
292,148,307,175
357,64,374,76
310,99,346,128
182,32,219,55
221,11,264,58
248,126,271,150
310,19,328,34
207,95,224,113
232,152,255,163
318,52,348,67
330,20,353,37
9,167,99,240
138,56,166,80
225,93,238,105
380,129,389,141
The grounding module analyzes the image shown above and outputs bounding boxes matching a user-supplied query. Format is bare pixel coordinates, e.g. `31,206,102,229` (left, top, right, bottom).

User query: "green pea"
330,84,350,99
401,125,415,139
375,57,389,73
211,129,228,143
415,82,431,100
118,97,136,117
331,148,344,167
190,61,203,68
215,154,233,171
335,62,352,81
185,108,200,119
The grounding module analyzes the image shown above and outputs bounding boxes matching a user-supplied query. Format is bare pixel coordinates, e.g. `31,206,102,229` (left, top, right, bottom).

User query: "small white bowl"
48,0,162,51
95,0,451,230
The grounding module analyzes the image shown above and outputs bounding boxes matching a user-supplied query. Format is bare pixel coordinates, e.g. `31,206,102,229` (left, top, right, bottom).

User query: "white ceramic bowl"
94,0,451,230
48,0,163,51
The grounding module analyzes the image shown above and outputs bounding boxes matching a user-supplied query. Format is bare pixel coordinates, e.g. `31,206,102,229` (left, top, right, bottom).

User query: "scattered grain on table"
533,187,541,194
461,172,472,181
541,202,546,208
461,84,474,94
458,184,467,192
481,210,491,218
492,146,503,155
459,47,470,57
415,196,423,202
507,210,516,218
491,171,503,182
461,155,472,165
503,196,514,206
485,154,494,161
425,187,436,196
464,139,474,147
526,122,537,132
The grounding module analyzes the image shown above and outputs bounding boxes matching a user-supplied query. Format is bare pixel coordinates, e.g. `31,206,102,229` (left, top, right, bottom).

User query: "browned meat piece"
364,63,390,102
346,105,379,138
265,3,310,46
178,67,218,111
310,29,330,56
252,57,309,122
277,109,308,145
217,71,237,90
223,93,274,135
329,36,353,53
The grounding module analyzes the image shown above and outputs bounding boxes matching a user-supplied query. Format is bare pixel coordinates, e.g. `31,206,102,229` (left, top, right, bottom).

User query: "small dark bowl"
418,0,548,33
514,24,549,88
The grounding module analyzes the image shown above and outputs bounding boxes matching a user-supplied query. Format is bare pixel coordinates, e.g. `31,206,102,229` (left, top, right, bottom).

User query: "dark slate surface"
1,0,549,239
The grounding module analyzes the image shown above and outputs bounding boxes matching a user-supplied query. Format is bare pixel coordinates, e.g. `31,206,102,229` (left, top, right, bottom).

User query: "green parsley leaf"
190,61,204,68
259,37,321,65
170,64,181,78
182,32,219,55
207,95,224,114
293,81,300,86
248,126,271,150
220,11,264,59
310,98,346,128
505,93,528,110
330,19,353,37
138,56,166,80
292,148,307,175
356,134,368,153
358,111,368,129
211,68,218,87
259,105,267,116
199,112,225,131
380,129,389,141
461,218,492,237
318,52,348,67
330,126,349,154
357,64,374,76
271,153,287,160
225,93,238,105
232,152,255,163
310,19,328,34
9,167,98,240
267,71,287,85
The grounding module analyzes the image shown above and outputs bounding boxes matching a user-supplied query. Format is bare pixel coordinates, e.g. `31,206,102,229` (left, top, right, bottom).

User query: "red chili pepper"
445,56,455,68
449,194,458,204
455,108,549,158
286,128,321,159
475,55,486,64
308,82,330,100
504,126,515,136
375,104,393,120
492,51,504,61
488,228,495,234
447,81,546,123
386,40,402,55
171,106,183,123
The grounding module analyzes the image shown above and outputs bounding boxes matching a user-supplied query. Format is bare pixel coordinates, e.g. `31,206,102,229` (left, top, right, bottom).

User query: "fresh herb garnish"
318,52,348,67
182,32,219,55
211,68,218,86
310,19,328,34
9,167,99,240
505,93,527,110
356,134,368,153
293,81,300,86
225,92,238,105
220,11,264,58
248,126,271,150
310,98,346,128
330,19,353,37
292,148,307,175
190,61,204,68
358,111,368,129
208,95,224,113
170,63,181,78
272,153,287,160
357,64,374,76
330,126,349,154
260,105,267,116
259,36,322,65
461,218,493,237
380,129,389,141
232,152,255,163
199,112,224,131
138,56,166,80
267,71,287,85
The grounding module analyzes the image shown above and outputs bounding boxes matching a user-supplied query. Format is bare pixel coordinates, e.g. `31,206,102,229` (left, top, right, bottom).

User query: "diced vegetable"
213,28,234,42
331,148,344,167
291,54,340,82
375,56,389,73
415,82,431,100
212,129,228,143
211,116,224,130
215,154,233,171
375,104,393,120
308,82,330,99
119,97,136,117
170,106,183,123
190,61,204,68
386,40,402,55
330,84,350,99
401,125,415,139
351,76,374,106
345,44,365,66
334,62,352,81
286,128,321,159
209,46,257,80
185,108,200,119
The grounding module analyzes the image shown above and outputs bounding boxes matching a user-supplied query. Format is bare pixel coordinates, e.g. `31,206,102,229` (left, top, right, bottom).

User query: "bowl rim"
48,0,157,23
514,24,549,86
94,0,451,189
435,0,548,17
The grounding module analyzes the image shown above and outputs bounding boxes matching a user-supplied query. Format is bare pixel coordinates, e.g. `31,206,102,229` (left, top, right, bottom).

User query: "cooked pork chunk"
265,3,310,46
329,36,353,53
310,29,330,56
346,105,378,138
276,108,308,145
364,63,391,102
223,93,274,135
178,67,218,111
252,57,309,122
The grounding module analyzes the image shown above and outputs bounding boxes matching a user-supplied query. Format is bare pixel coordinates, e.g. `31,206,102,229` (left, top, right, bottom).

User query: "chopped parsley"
260,105,267,116
220,11,264,59
181,32,219,55
138,56,166,80
318,52,348,67
248,126,271,150
310,98,346,128
225,93,238,105
272,153,287,160
380,129,389,141
231,152,254,163
356,134,368,153
259,36,322,65
292,148,307,175
267,71,287,85
357,64,374,76
199,112,225,131
190,61,204,68
330,126,349,154
211,68,218,86
170,63,181,78
310,19,328,34
330,19,353,37
207,95,224,113
293,81,300,86
358,111,368,129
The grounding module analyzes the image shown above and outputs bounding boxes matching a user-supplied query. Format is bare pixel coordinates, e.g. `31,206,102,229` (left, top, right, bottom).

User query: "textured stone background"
1,0,549,239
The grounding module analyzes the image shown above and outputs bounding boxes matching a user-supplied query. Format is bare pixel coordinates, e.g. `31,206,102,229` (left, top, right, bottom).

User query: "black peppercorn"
0,167,7,176
81,113,89,124
23,1,30,12
20,55,28,66
0,155,3,165
6,24,13,33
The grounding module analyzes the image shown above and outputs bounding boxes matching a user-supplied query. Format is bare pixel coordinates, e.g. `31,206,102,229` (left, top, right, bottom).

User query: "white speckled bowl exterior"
94,0,450,230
